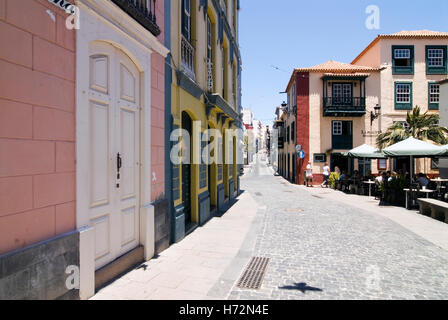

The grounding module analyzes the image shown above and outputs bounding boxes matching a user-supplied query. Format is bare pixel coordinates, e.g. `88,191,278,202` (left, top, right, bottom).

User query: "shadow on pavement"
278,282,323,294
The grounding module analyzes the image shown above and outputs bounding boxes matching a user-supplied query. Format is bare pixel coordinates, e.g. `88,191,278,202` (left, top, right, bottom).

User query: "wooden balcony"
323,97,366,117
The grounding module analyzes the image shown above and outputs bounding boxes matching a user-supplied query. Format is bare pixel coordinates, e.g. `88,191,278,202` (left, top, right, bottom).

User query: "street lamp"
370,104,381,126
281,101,287,111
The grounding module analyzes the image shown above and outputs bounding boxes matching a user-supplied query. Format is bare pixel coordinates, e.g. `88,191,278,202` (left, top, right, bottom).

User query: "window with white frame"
428,49,444,67
332,121,342,135
392,46,414,74
396,84,411,103
394,49,411,66
429,83,440,103
394,48,410,59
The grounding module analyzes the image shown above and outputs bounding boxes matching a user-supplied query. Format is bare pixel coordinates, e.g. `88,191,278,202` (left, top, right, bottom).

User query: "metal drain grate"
236,257,270,290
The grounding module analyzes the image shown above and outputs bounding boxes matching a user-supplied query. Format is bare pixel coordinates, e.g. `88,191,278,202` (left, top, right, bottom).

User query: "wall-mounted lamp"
281,101,287,111
370,104,381,126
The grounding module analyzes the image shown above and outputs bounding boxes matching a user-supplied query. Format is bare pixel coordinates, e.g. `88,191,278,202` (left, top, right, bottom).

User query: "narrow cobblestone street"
93,153,448,300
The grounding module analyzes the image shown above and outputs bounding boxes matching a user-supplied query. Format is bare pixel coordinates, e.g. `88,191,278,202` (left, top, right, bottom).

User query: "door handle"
116,153,122,188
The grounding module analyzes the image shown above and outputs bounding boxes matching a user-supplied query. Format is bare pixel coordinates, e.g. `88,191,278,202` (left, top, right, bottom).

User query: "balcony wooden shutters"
333,83,352,105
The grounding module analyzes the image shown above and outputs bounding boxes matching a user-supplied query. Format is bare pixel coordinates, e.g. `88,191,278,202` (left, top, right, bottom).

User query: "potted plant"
328,172,340,189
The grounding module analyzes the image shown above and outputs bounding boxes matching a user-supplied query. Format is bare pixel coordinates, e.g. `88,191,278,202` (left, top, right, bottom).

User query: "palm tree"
377,106,448,150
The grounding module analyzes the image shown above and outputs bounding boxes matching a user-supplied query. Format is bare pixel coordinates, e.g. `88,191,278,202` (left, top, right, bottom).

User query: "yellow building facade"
169,0,242,240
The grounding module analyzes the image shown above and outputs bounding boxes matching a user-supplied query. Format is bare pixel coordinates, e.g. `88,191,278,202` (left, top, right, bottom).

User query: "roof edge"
352,33,448,64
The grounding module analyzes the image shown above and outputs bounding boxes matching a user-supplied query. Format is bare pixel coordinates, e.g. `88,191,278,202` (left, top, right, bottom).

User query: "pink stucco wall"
0,0,76,254
150,0,165,202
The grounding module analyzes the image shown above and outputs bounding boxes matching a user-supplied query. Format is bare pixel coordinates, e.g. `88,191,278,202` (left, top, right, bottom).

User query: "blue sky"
239,0,448,125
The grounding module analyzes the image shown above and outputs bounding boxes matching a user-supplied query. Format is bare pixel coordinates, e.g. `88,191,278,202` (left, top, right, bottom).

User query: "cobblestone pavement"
228,155,448,300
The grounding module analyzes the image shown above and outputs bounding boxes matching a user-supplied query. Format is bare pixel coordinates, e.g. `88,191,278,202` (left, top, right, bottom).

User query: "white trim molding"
76,0,169,58
76,0,161,298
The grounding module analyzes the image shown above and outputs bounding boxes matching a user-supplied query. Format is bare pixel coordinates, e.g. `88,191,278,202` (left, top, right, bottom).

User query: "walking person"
306,161,313,187
321,163,330,188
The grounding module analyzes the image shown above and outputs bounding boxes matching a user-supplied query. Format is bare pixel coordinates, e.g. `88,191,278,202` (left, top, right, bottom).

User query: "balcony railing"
206,59,213,92
323,97,366,117
112,0,160,36
181,36,195,80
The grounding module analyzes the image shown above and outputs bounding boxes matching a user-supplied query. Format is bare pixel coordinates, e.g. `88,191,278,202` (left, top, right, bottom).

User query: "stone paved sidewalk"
229,165,448,300
91,189,260,300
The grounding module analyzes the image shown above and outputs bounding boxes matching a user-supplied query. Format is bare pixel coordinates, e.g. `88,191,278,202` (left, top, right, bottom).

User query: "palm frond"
377,106,448,149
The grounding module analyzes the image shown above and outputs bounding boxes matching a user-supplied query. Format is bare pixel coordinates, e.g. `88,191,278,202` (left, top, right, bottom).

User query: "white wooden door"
87,43,140,270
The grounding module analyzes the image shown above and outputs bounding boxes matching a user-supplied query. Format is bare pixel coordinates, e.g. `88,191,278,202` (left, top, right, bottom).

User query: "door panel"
120,107,137,199
90,55,109,93
121,206,137,246
92,214,110,260
87,43,140,270
120,64,136,102
116,49,140,256
89,101,110,207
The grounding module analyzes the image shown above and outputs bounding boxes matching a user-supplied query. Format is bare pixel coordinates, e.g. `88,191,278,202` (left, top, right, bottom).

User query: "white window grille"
428,49,444,67
429,83,440,103
394,49,410,59
333,121,342,135
396,84,411,103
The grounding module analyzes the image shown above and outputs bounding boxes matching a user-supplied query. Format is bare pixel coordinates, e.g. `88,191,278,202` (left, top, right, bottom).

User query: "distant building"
273,104,287,176
439,79,448,177
278,30,448,185
242,108,256,164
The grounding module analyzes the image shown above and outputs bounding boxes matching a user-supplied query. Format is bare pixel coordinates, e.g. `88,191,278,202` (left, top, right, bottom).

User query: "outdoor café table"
403,188,436,209
430,179,448,198
431,178,448,190
430,178,448,182
363,180,376,197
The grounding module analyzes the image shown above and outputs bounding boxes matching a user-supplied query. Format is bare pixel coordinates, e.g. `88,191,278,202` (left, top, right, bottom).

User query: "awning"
383,137,446,157
344,144,387,159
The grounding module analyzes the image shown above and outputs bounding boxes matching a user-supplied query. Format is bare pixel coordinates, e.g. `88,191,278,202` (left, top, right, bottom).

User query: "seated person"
350,170,361,193
339,171,347,181
417,173,430,188
386,171,393,182
363,170,374,181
